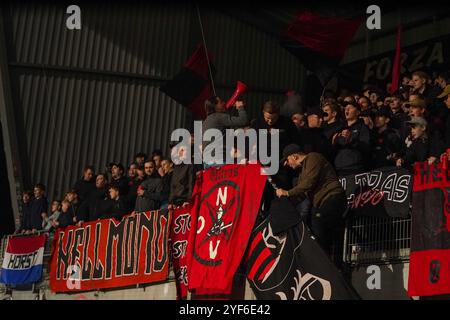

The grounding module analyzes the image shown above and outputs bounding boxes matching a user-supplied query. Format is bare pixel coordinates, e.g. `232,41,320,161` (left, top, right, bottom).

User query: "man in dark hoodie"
301,107,331,160
371,108,402,168
134,160,163,212
158,158,174,209
333,102,371,176
28,183,48,233
169,144,195,208
103,184,131,220
253,101,299,189
110,163,130,197
72,165,96,203
82,173,109,222
17,190,33,234
67,190,82,225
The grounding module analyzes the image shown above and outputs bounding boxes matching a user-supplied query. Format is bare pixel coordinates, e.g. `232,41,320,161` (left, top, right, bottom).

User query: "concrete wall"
0,275,257,300
350,263,415,300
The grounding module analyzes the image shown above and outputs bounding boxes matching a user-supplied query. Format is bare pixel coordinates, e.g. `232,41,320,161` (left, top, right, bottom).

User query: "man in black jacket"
135,160,162,212
411,71,440,115
301,107,332,160
83,173,109,222
72,165,96,203
67,190,82,225
158,159,173,209
17,190,33,234
333,103,371,176
396,117,430,169
111,163,130,197
103,185,131,220
372,108,402,168
169,146,195,209
253,101,299,189
253,101,300,156
388,93,409,131
322,102,344,141
27,183,48,233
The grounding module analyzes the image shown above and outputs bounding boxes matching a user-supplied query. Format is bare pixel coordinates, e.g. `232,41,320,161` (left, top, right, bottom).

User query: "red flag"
408,161,450,296
186,164,267,292
390,25,402,94
281,11,362,86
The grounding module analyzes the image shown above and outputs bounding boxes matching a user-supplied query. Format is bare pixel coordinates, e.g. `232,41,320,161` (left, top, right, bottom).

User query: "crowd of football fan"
16,69,450,243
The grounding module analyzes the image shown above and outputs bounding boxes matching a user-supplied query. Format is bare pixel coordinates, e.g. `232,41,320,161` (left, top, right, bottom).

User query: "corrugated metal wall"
2,2,304,201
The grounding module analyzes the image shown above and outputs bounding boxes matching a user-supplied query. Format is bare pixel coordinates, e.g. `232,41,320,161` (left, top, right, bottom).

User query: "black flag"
245,198,359,300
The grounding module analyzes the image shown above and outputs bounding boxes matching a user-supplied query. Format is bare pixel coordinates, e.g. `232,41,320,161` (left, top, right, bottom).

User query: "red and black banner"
49,210,171,292
245,198,359,300
280,10,361,86
339,166,412,218
409,162,450,297
159,44,215,119
186,163,267,293
171,206,191,300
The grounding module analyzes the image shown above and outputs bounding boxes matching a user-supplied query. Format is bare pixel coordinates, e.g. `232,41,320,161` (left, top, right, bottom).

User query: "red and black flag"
280,11,361,86
186,163,267,293
408,162,450,297
389,25,402,94
245,197,359,300
160,44,216,119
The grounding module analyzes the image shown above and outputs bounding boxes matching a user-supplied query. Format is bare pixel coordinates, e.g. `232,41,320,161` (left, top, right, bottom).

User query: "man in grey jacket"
202,96,248,165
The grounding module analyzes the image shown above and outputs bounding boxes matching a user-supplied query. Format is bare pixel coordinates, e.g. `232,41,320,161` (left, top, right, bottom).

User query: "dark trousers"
296,198,312,227
310,192,347,259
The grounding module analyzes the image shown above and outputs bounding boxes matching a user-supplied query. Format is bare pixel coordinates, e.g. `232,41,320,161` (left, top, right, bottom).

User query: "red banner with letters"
49,210,171,292
171,206,191,300
408,162,450,296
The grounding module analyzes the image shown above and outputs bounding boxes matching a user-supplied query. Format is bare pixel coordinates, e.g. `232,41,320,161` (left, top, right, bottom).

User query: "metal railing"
343,214,412,266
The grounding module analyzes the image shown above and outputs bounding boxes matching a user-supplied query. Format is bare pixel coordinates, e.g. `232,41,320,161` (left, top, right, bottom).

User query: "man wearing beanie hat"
276,144,346,255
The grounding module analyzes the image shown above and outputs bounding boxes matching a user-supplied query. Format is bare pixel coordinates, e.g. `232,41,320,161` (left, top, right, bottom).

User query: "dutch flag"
0,234,46,285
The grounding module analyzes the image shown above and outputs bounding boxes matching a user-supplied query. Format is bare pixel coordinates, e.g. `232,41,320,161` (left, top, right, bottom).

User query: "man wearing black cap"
275,144,347,255
372,108,402,168
396,117,430,169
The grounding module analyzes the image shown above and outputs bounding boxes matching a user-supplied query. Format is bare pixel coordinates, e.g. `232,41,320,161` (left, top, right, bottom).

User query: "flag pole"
195,3,216,96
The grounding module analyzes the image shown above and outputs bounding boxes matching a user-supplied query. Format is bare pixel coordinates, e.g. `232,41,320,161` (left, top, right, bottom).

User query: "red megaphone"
226,81,248,109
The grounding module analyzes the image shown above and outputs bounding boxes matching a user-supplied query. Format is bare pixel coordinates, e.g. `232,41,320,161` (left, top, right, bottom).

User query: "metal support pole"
0,8,24,231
